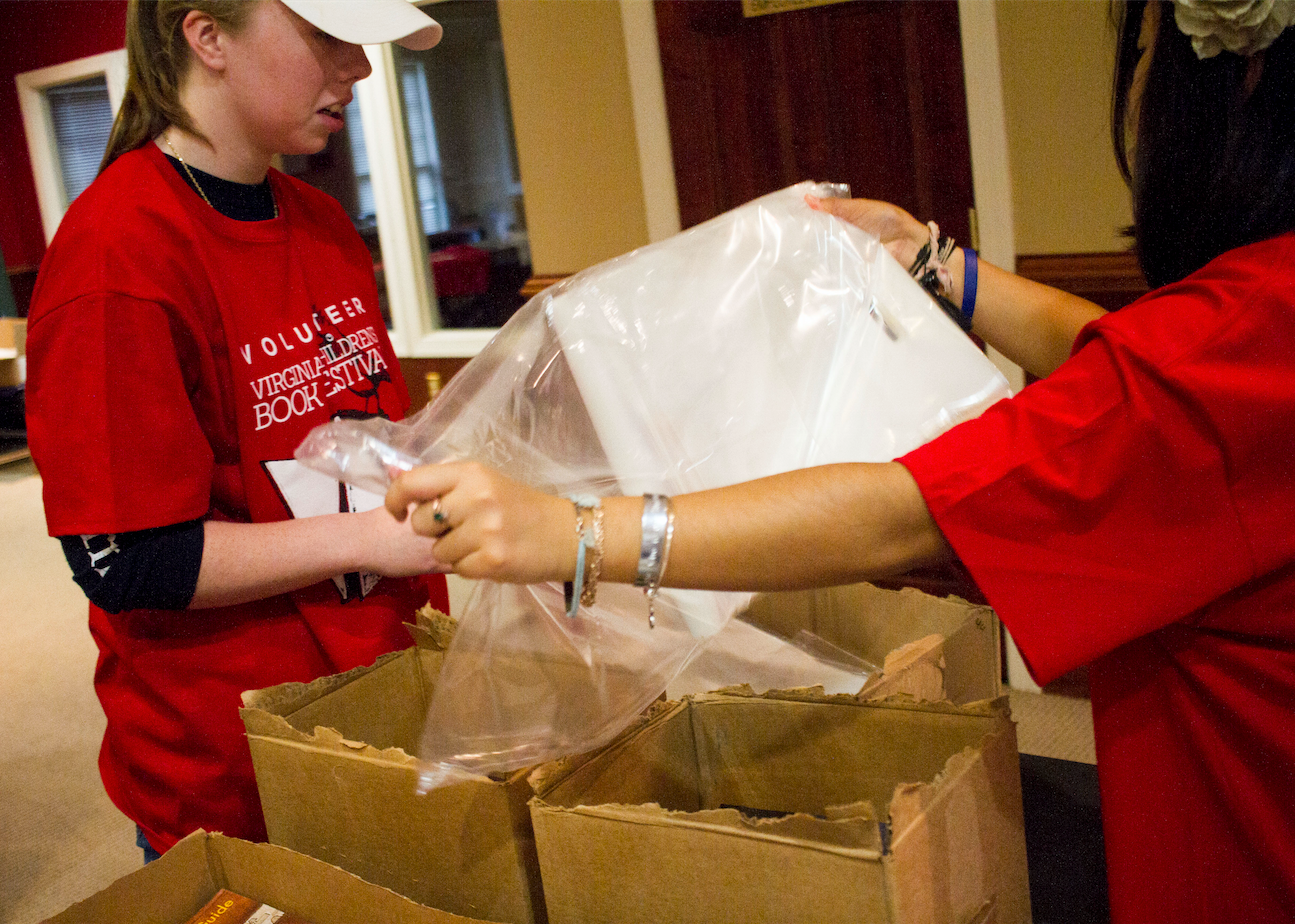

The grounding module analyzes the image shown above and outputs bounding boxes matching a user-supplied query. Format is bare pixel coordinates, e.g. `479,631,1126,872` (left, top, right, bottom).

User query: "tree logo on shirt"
240,298,398,432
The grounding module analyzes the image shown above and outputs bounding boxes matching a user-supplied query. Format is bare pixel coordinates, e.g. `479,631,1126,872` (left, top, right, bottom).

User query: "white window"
18,1,531,360
17,49,128,244
346,0,529,358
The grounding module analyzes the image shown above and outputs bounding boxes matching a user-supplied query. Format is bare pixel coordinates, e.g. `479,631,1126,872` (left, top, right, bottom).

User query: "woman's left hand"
385,462,577,584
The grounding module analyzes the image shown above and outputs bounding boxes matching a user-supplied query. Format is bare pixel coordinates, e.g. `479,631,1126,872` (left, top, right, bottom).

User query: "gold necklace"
163,134,278,219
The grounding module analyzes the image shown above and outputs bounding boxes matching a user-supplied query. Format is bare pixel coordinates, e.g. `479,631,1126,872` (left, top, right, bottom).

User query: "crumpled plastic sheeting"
296,182,1012,788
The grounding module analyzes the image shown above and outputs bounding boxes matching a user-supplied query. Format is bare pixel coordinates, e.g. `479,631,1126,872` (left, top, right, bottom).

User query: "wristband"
961,248,979,327
564,494,601,618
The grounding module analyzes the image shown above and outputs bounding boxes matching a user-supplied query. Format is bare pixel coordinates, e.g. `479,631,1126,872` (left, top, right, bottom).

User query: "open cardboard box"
242,585,1004,924
528,691,1029,924
41,830,500,924
676,582,1000,704
240,609,545,924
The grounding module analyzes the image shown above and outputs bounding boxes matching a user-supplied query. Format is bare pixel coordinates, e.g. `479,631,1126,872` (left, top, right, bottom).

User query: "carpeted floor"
1,458,1097,922
0,460,141,924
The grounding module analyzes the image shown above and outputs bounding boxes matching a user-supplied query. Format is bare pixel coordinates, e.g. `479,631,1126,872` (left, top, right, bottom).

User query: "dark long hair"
1113,0,1295,288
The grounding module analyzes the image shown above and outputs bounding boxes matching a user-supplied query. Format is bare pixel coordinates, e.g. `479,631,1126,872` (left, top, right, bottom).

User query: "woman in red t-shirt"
386,3,1295,921
27,0,449,859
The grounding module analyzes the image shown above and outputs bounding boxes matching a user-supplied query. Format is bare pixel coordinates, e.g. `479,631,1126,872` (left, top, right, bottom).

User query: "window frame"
357,43,495,358
17,49,128,245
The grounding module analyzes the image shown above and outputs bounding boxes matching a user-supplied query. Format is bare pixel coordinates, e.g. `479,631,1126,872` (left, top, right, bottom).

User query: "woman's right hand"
385,462,578,585
806,195,929,270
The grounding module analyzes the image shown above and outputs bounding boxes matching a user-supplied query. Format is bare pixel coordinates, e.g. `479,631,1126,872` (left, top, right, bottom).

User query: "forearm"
947,250,1106,379
192,516,372,608
807,197,1106,380
389,461,951,593
191,509,441,609
598,463,950,591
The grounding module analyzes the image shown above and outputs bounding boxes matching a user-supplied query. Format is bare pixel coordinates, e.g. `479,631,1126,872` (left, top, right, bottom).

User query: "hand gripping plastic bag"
296,182,1012,788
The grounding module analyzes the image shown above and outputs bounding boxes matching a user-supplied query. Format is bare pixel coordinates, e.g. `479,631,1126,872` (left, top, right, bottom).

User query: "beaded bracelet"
563,495,602,618
908,222,973,333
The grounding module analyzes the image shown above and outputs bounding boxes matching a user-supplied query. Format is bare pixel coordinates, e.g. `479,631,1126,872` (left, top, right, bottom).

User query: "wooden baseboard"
1014,251,1148,311
520,274,572,299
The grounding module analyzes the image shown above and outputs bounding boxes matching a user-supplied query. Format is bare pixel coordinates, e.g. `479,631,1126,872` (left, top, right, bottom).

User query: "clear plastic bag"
296,182,1011,788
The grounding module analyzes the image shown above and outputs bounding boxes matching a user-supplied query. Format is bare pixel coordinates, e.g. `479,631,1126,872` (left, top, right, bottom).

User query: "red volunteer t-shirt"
26,143,448,851
901,233,1295,922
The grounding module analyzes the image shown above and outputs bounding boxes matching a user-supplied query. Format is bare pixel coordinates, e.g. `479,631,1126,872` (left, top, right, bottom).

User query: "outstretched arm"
808,196,1106,379
384,461,949,593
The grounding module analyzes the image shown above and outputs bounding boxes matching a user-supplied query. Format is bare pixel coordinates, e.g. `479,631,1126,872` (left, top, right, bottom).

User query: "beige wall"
996,0,1133,254
497,0,1130,271
499,0,650,274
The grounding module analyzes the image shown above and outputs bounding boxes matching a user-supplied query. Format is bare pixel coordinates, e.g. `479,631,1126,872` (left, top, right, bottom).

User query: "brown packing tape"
885,717,1028,924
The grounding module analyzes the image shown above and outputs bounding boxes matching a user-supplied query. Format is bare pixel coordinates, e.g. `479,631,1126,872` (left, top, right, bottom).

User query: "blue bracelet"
961,248,979,327
564,494,599,618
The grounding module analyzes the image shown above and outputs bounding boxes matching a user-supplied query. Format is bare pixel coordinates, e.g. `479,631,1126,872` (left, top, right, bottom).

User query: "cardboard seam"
542,804,884,860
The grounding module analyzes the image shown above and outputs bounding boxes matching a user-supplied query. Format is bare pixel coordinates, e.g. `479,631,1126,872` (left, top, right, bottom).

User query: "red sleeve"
27,293,216,535
899,321,1257,686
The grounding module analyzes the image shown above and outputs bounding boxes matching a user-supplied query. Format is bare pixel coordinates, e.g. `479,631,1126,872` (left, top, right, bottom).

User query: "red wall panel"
0,0,128,271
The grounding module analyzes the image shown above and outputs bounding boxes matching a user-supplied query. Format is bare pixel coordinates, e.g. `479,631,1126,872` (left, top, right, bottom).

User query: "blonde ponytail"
99,0,253,173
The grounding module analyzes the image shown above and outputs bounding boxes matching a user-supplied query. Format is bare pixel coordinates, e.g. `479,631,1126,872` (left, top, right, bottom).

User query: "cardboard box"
0,317,25,387
42,830,499,924
240,609,545,924
529,692,1030,924
675,582,1001,704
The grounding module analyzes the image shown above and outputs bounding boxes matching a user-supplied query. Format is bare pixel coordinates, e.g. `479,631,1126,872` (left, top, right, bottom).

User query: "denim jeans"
135,825,161,864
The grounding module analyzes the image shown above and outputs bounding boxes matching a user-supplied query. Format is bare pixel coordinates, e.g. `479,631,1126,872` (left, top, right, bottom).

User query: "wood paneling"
654,0,974,240
1015,251,1148,312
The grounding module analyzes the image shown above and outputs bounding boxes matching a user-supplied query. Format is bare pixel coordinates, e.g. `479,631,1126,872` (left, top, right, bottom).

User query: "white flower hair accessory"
1174,0,1295,59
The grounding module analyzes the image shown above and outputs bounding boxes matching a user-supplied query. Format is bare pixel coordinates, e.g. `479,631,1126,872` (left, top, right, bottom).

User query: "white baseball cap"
281,0,443,50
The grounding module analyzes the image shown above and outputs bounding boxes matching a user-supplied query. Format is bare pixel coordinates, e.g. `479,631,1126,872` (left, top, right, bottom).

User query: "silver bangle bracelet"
636,494,671,588
636,493,675,628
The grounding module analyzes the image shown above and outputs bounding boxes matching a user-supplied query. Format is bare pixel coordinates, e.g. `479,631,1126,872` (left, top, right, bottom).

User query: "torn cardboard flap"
529,691,1029,924
407,604,457,651
678,582,999,704
857,633,948,702
241,620,546,924
239,607,452,719
41,830,500,924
